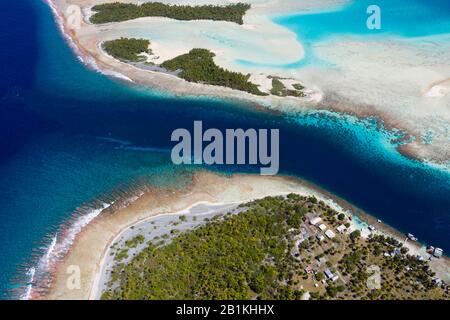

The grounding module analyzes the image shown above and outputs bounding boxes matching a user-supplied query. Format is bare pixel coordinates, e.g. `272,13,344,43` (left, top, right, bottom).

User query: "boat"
407,233,418,241
433,248,444,258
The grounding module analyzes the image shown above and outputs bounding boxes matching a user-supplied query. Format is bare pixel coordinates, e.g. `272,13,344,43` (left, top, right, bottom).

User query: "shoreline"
89,201,240,300
48,0,450,166
43,171,326,299
36,171,448,300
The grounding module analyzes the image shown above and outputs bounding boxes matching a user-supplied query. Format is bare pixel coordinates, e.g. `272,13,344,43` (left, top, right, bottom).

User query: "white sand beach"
89,202,242,300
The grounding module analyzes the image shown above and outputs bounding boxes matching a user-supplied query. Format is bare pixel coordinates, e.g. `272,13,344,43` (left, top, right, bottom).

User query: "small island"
269,76,306,97
103,38,151,62
161,48,267,96
90,2,251,25
102,38,269,96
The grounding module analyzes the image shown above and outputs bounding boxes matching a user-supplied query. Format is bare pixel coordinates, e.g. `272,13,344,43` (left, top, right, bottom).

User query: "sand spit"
41,171,449,300
43,172,327,299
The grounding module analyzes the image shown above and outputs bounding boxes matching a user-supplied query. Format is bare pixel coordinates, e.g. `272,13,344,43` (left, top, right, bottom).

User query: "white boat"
433,248,443,258
407,233,418,241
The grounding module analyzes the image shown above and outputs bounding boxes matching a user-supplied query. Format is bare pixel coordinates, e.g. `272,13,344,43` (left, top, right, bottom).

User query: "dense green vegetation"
101,195,449,300
125,235,145,248
161,48,266,96
91,2,251,24
102,196,308,300
101,40,309,97
337,234,444,299
270,77,305,97
103,38,151,62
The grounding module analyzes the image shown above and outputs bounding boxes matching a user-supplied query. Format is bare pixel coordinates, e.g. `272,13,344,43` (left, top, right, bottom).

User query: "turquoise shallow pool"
237,0,450,68
277,0,450,39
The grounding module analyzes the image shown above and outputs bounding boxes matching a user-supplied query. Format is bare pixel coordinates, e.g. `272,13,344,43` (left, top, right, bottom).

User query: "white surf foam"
44,0,133,83
19,267,36,300
20,203,111,299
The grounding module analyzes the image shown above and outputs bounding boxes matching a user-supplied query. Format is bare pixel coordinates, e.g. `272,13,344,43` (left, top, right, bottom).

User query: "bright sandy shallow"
48,0,450,165
48,0,450,164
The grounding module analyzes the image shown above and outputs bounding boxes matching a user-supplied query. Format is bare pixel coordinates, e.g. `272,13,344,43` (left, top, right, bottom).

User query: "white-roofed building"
336,225,347,234
324,268,334,279
318,224,327,231
310,216,322,226
325,229,336,239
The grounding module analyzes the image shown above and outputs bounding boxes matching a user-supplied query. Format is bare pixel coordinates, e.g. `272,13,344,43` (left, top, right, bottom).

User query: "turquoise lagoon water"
0,0,449,298
238,0,450,68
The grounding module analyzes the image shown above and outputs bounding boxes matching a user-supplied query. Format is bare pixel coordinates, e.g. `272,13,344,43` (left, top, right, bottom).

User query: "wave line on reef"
18,203,110,300
13,181,149,300
43,0,133,82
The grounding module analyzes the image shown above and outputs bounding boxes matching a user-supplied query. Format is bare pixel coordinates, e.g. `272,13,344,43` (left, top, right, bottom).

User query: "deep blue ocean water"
0,0,449,298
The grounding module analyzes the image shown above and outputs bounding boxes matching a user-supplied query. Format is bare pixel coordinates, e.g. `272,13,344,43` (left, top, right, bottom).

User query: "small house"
304,265,314,274
325,229,336,239
324,268,334,280
336,225,347,234
433,248,443,258
310,216,322,226
316,256,327,265
300,227,310,238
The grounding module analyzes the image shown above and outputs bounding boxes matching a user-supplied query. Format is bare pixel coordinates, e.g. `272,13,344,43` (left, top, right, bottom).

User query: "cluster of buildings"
324,268,339,282
426,246,444,258
307,214,339,242
292,212,351,286
291,211,448,296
